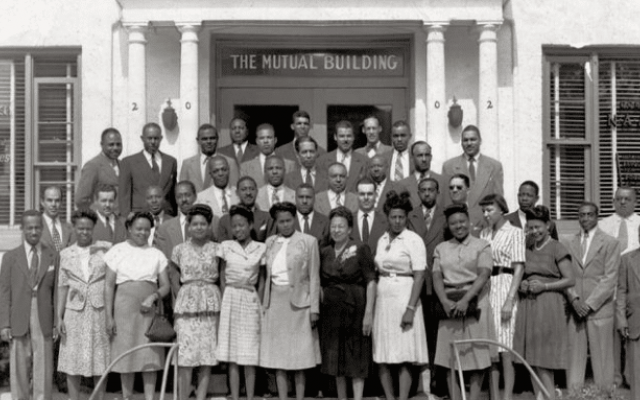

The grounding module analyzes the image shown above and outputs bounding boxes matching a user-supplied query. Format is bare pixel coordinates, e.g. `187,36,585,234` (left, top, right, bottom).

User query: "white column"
424,24,448,157
478,22,501,158
177,23,201,161
125,23,148,153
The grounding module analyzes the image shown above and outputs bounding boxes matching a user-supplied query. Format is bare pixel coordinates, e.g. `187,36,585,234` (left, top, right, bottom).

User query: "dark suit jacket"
351,211,388,255
617,249,640,339
317,150,368,193
0,244,58,337
179,153,239,194
564,228,620,320
219,142,260,166
218,209,274,243
75,152,120,210
294,212,330,246
92,215,126,244
375,179,407,213
398,171,446,208
407,204,447,294
382,150,415,182
505,210,559,240
442,153,504,209
315,191,359,216
284,167,329,193
41,218,74,253
275,140,326,165
119,151,177,216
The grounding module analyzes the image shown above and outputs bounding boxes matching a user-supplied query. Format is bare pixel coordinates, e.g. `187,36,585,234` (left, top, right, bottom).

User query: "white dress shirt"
336,149,353,174
144,150,162,172
357,209,375,238
517,209,527,230
236,141,248,158
328,190,345,209
599,212,640,255
389,149,410,181
297,211,315,231
301,167,316,185
268,184,285,207
271,236,290,285
199,153,215,183
23,242,42,270
580,226,597,264
43,213,62,238
374,178,387,209
259,152,276,174
97,212,115,232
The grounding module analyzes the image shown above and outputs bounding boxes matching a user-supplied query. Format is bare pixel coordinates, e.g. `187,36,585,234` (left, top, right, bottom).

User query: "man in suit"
399,141,445,208
284,136,328,193
504,180,559,240
40,186,74,253
92,183,126,244
275,110,325,163
441,124,504,211
180,123,239,194
351,177,388,255
367,154,404,213
75,127,122,211
154,180,199,259
616,225,640,399
241,123,295,188
448,174,483,237
355,115,392,158
145,185,169,245
256,156,296,211
218,176,274,242
406,177,447,397
0,210,59,400
218,117,260,166
317,120,367,193
565,201,620,389
315,162,358,216
119,122,178,216
196,156,240,218
384,120,415,182
599,186,640,388
293,183,329,243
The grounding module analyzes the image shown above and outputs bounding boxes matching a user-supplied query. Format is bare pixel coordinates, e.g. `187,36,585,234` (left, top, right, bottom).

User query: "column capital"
176,23,202,43
423,23,448,43
123,23,148,44
476,22,502,42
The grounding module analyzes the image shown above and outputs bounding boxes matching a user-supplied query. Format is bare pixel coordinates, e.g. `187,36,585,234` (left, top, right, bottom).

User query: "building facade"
1,0,640,251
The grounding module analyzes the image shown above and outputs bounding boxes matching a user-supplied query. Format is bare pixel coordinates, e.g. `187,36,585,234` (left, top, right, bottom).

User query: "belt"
492,267,514,276
379,271,413,278
182,279,216,285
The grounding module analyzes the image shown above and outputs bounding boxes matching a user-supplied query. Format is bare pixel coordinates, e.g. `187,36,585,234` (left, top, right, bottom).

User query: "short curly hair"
382,190,413,216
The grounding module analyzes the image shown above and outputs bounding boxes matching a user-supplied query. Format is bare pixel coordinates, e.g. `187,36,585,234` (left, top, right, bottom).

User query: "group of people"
0,109,638,400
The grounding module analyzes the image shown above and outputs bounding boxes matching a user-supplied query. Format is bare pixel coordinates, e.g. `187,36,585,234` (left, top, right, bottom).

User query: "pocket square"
260,224,266,231
47,265,55,272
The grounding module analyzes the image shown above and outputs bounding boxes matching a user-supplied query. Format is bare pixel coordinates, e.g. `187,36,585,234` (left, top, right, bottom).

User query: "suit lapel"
571,234,585,268
584,230,604,269
425,205,445,245
36,247,55,287
16,246,31,281
630,251,640,283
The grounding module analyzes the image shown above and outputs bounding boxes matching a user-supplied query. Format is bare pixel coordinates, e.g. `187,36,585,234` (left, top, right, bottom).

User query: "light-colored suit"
0,243,58,400
263,231,320,314
240,157,296,188
441,154,504,209
314,190,358,216
564,228,620,388
75,152,120,211
255,185,296,212
316,150,368,193
355,142,392,158
616,249,640,400
195,186,240,218
179,153,239,194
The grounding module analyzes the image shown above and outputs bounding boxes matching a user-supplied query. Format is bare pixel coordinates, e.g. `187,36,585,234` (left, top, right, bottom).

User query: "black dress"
319,240,376,378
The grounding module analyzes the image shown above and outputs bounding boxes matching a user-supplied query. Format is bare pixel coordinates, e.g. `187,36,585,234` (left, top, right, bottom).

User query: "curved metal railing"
88,342,179,400
450,339,551,400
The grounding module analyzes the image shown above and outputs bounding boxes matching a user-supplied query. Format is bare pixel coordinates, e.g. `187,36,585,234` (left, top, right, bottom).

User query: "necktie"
236,145,244,164
305,168,313,185
394,152,404,181
272,187,279,206
303,215,310,234
221,190,229,214
113,160,120,177
151,153,160,182
581,232,589,260
424,208,432,231
336,193,343,207
203,156,213,188
154,214,160,227
51,220,62,252
618,218,629,251
30,246,39,288
182,219,189,242
362,213,370,244
105,215,114,241
468,157,476,182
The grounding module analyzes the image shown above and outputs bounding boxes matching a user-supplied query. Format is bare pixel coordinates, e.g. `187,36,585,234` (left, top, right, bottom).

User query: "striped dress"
480,221,526,351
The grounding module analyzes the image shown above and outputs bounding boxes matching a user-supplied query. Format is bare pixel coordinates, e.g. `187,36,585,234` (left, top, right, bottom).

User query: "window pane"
37,83,75,163
548,144,586,220
549,63,587,140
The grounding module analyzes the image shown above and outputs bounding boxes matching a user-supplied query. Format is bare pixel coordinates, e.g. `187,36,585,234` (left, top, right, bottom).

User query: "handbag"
433,288,481,320
145,297,176,343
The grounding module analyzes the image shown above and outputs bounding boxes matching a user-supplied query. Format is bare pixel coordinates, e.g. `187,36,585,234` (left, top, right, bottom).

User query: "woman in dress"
57,209,111,400
319,206,376,400
104,211,171,400
217,205,266,400
260,202,321,400
433,204,495,400
373,191,429,400
172,204,221,400
513,206,574,400
479,194,525,400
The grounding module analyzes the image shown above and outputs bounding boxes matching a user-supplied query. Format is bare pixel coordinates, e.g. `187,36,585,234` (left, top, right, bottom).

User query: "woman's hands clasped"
140,295,156,314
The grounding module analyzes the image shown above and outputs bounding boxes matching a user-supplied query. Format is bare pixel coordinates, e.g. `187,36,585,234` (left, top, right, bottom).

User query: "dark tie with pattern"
151,153,160,183
30,246,39,288
468,156,476,183
106,215,114,241
236,145,244,164
51,220,62,252
362,213,370,244
303,215,310,235
306,168,313,185
203,156,213,188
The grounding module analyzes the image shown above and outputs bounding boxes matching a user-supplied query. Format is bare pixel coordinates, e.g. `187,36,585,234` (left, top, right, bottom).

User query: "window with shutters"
0,52,80,230
544,49,640,221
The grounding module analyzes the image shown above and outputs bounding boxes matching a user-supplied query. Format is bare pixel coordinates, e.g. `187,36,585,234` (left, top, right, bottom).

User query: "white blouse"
104,241,168,285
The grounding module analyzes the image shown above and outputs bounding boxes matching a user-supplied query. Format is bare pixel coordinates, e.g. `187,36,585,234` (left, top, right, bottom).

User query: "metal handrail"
88,342,179,400
450,339,551,400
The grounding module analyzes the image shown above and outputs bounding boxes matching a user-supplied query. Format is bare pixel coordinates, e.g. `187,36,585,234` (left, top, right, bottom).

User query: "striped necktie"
51,219,62,252
394,152,404,181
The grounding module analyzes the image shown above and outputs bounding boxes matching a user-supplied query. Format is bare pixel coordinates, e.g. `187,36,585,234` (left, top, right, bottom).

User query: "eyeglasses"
449,185,464,190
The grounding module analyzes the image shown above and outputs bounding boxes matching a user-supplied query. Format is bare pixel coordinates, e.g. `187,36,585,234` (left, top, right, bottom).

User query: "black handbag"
433,288,481,320
145,299,176,343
